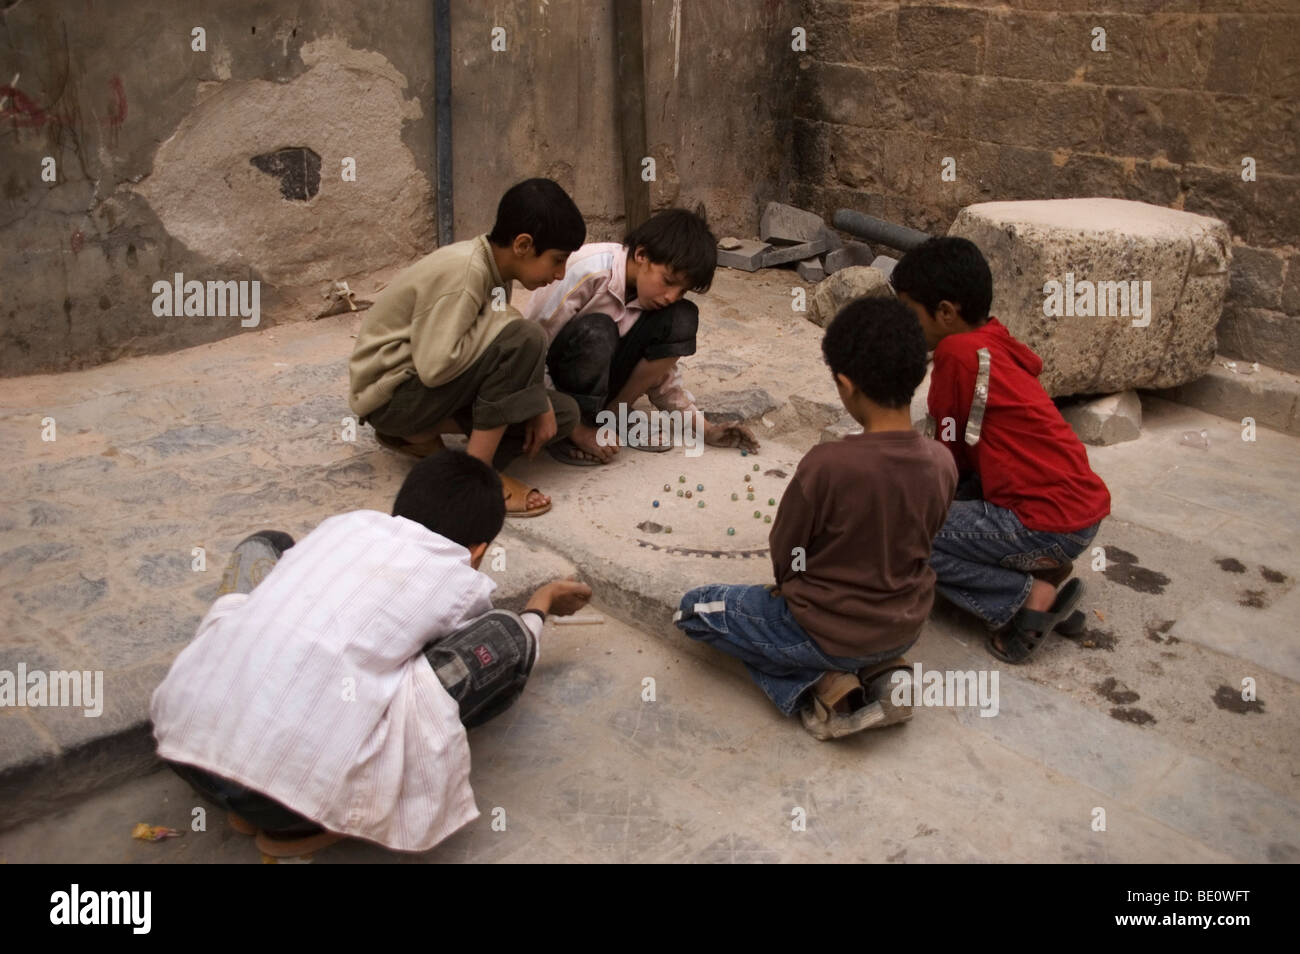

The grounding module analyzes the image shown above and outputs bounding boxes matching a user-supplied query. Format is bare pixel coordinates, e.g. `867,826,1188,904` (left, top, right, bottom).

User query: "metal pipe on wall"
831,209,931,253
434,0,454,246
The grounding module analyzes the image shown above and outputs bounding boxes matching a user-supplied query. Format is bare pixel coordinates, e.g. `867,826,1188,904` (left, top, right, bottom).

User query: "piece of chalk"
552,614,605,626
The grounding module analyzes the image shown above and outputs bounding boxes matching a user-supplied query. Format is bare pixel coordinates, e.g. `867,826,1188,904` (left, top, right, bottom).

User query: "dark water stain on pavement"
1213,685,1264,714
1215,557,1247,573
1103,546,1170,594
1238,589,1267,609
1110,707,1156,726
1095,677,1139,705
1145,620,1178,644
1079,627,1116,650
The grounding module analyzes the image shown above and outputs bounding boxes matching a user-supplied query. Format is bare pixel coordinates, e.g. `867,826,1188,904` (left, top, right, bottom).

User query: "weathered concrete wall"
791,0,1300,375
0,0,799,376
448,0,800,242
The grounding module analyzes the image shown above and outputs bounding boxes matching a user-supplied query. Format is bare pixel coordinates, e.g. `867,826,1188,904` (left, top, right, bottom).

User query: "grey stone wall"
790,0,1300,375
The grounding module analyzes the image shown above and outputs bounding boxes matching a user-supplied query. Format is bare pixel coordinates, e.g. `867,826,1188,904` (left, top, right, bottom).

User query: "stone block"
1060,391,1143,446
870,255,898,279
1152,356,1300,437
807,266,894,328
762,234,834,268
823,241,874,274
759,202,827,245
948,198,1231,396
716,239,771,272
796,257,827,284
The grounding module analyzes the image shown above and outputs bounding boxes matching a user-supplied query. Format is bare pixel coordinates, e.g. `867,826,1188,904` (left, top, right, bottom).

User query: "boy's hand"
703,420,760,453
522,401,558,459
525,579,592,616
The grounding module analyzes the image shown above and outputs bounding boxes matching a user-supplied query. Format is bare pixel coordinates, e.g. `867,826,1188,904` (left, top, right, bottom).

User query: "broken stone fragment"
760,201,828,245
948,198,1230,396
819,414,864,443
823,241,874,274
699,388,780,423
807,266,894,327
717,236,743,251
717,239,772,271
1059,390,1142,445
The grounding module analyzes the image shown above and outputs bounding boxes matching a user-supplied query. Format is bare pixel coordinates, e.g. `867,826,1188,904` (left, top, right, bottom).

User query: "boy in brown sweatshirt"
349,178,587,517
674,297,957,739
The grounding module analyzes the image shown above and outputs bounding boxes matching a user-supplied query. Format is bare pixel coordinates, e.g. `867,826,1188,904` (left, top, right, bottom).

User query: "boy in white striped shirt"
151,451,590,857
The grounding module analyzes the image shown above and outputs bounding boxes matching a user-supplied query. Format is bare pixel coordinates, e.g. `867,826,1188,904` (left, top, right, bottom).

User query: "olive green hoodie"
348,235,518,419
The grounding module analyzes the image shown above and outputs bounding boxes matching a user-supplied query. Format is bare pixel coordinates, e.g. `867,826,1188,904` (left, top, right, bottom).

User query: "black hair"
487,178,586,255
391,450,505,550
624,208,717,293
821,296,928,409
890,236,993,327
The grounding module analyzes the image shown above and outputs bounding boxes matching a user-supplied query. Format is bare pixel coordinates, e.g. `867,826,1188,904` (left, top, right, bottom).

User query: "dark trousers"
168,533,537,835
365,319,580,470
546,301,698,426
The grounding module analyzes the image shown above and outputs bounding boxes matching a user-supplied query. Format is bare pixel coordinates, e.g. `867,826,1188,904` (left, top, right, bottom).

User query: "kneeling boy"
675,298,957,740
891,237,1111,664
151,450,591,857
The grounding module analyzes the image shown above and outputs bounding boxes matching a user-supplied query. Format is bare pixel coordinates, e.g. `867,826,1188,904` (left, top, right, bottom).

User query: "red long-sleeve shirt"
928,318,1111,533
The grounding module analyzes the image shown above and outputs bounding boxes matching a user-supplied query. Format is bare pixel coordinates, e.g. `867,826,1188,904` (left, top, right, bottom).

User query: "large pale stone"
807,266,894,327
947,199,1231,397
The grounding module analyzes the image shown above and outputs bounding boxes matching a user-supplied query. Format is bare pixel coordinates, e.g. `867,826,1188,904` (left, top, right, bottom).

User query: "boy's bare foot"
570,423,618,463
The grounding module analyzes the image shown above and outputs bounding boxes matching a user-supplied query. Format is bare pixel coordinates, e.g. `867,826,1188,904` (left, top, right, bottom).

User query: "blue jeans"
929,499,1100,629
674,584,914,716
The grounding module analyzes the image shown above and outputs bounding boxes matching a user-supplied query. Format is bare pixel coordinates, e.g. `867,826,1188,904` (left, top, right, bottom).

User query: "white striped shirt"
150,510,538,852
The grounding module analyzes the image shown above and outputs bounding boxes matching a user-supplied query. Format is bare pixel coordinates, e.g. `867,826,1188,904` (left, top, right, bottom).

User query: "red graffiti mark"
0,85,49,128
103,75,126,129
0,76,126,131
71,230,84,254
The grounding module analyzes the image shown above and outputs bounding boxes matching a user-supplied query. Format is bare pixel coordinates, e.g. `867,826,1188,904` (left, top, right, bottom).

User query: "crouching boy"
151,450,590,857
674,298,957,739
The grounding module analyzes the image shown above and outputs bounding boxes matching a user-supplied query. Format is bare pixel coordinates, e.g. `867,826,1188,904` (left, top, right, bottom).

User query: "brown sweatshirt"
769,429,958,658
349,235,518,419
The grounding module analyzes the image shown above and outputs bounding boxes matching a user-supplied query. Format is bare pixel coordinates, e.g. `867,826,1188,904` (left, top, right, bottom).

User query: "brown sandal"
255,829,345,859
501,473,552,518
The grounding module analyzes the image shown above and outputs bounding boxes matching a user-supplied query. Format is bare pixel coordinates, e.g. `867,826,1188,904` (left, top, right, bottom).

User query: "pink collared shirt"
523,242,697,414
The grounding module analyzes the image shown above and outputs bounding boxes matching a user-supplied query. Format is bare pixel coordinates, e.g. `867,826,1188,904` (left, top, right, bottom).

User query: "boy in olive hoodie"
349,178,586,517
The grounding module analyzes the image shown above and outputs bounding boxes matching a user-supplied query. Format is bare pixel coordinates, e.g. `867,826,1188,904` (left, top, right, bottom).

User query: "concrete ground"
1,267,1297,862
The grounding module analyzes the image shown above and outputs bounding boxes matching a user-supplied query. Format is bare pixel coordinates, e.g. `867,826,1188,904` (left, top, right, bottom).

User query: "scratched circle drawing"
574,452,799,559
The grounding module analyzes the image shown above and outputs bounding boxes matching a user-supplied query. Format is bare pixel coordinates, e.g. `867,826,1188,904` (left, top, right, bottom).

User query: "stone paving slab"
1,268,1297,861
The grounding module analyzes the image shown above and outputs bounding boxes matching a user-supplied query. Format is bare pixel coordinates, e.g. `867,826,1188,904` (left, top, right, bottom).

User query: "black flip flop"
988,578,1086,664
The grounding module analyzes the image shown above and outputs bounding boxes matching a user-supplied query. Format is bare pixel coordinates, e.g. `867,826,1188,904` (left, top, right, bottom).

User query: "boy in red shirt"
891,237,1111,663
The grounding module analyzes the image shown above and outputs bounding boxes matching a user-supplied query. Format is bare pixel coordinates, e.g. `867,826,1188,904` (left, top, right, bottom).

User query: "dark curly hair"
821,297,928,409
890,236,993,327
